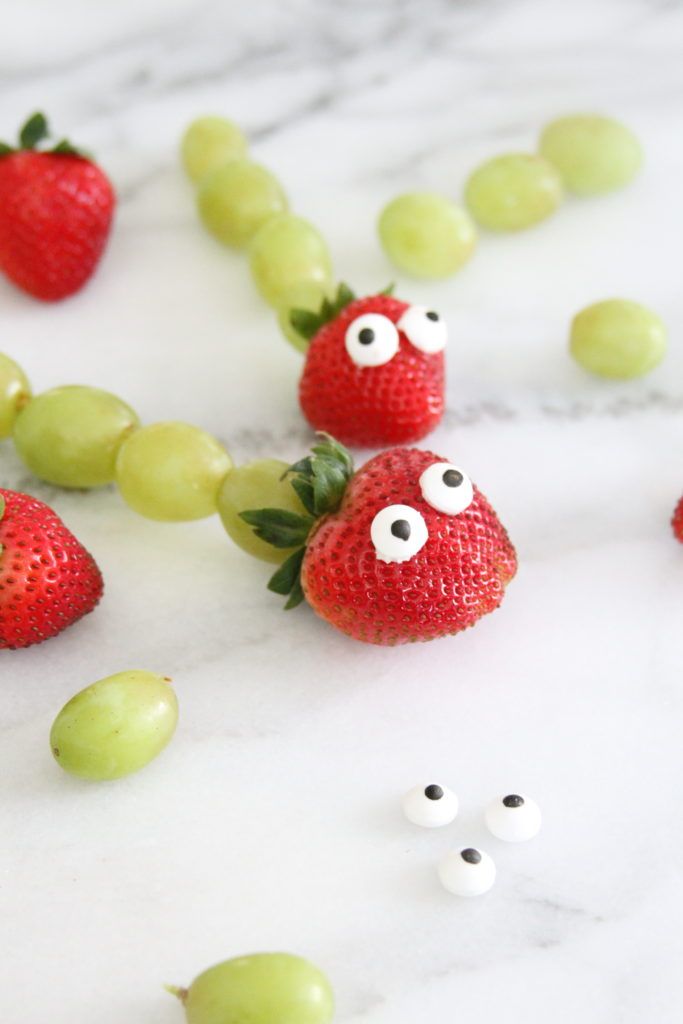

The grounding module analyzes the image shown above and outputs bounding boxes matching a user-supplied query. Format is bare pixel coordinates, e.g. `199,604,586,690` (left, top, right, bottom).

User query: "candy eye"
485,793,542,842
345,313,399,367
398,306,448,354
419,462,473,515
370,504,428,563
438,847,496,897
402,783,459,828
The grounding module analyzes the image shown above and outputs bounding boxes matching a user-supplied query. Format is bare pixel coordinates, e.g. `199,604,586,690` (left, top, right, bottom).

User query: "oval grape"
13,385,139,488
50,670,178,781
378,192,477,278
539,114,642,195
181,116,248,184
249,214,333,309
0,352,31,439
570,299,666,379
116,421,232,521
465,153,563,231
197,160,287,248
218,459,307,563
170,952,334,1024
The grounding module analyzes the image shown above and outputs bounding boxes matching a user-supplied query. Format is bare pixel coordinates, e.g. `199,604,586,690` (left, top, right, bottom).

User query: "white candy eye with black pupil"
345,313,399,367
370,504,428,563
438,847,496,897
398,305,448,354
485,793,542,842
402,783,459,828
419,461,474,515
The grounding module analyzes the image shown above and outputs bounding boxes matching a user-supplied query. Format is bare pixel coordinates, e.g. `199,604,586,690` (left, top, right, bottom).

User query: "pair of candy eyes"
345,306,447,368
404,785,542,841
371,461,473,564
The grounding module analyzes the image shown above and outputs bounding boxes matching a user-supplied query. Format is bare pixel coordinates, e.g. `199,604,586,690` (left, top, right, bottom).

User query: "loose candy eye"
398,306,448,354
345,313,400,367
419,462,474,515
402,783,459,828
370,504,428,563
485,793,542,842
438,847,496,897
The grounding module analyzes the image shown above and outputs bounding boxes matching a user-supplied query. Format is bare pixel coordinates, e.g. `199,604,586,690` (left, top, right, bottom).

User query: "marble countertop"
1,1,682,1021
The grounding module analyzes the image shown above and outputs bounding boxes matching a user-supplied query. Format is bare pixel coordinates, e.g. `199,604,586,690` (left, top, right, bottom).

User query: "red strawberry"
0,112,114,301
242,436,516,645
673,496,683,544
0,488,103,649
293,286,445,446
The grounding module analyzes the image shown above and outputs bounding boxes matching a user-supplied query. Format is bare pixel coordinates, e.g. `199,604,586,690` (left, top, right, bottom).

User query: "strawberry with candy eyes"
289,286,446,447
241,435,516,645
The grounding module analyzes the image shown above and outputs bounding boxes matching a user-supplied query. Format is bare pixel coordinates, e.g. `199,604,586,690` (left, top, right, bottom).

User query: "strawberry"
673,495,683,544
0,488,103,649
292,286,445,446
0,112,115,301
242,435,516,645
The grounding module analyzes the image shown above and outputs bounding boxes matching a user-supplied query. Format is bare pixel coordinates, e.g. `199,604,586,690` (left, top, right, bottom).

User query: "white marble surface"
1,1,683,1021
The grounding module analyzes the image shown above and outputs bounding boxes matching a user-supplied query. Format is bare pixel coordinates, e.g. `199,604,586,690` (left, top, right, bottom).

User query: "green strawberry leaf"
311,456,349,516
285,433,353,518
51,139,85,157
266,547,307,610
19,112,49,150
286,282,357,347
333,282,355,311
289,309,324,342
0,142,14,156
238,508,314,548
267,546,305,596
311,433,354,475
289,475,315,516
284,575,305,609
379,282,395,296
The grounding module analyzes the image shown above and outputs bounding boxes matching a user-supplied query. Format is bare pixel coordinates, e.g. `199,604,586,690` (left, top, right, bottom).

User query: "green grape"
276,281,333,353
539,114,642,195
464,153,563,231
0,352,31,439
181,116,248,184
115,421,232,521
570,299,666,379
249,214,333,309
218,459,306,563
13,385,138,488
378,192,477,278
168,952,334,1024
197,160,288,248
50,670,178,781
